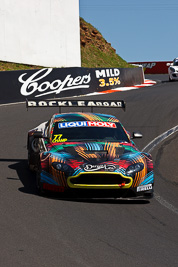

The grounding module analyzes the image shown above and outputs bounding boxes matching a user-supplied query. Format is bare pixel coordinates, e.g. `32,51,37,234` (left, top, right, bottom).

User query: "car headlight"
126,163,144,176
52,162,62,170
170,67,175,72
52,162,71,172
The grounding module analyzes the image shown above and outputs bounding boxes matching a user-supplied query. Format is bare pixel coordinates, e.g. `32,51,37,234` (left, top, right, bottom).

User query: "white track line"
154,193,178,215
142,125,178,215
0,101,25,107
142,125,178,153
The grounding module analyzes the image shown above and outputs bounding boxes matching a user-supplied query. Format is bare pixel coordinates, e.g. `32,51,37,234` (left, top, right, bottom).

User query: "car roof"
52,112,120,123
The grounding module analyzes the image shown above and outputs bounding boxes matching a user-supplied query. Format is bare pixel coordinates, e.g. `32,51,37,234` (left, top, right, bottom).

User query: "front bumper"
67,171,133,189
41,183,154,199
169,72,178,80
39,170,154,199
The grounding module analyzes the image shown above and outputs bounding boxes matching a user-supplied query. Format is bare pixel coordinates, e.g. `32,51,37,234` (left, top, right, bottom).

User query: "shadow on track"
2,158,150,204
42,195,150,205
0,158,37,194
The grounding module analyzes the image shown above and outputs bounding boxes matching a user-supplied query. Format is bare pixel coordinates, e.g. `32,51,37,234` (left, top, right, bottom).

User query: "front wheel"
27,136,40,171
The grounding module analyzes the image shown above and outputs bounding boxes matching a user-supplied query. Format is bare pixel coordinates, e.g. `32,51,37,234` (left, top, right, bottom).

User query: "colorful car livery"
27,99,154,198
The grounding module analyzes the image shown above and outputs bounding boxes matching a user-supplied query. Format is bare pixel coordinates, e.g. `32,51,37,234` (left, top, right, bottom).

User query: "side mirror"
33,131,43,138
132,132,143,139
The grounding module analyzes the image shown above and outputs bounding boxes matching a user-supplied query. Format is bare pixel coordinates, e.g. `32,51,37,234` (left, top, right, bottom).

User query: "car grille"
68,173,132,187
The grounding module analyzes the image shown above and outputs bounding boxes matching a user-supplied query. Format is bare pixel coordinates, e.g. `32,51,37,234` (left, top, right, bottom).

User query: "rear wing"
26,99,126,112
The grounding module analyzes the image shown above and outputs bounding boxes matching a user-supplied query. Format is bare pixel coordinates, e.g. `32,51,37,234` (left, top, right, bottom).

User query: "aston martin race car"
168,58,178,81
27,100,154,198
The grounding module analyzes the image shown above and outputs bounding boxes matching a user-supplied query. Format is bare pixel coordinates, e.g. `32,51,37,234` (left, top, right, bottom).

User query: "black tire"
36,169,45,196
27,136,40,171
28,150,34,171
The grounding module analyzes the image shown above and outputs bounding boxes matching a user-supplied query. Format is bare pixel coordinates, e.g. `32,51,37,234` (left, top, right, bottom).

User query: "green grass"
81,44,132,68
0,61,43,71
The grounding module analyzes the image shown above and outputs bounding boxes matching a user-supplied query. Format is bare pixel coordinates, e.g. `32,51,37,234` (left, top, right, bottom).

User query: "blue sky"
79,0,178,62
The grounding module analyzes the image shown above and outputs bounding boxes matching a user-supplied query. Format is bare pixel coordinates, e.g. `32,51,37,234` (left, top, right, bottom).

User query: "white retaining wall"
0,0,81,67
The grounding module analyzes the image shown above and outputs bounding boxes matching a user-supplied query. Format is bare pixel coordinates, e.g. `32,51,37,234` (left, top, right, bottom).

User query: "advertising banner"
0,67,144,104
129,61,172,74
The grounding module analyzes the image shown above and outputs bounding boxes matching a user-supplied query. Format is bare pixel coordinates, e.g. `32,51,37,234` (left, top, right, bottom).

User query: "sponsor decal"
52,134,67,143
142,63,156,69
27,100,125,108
19,68,91,98
58,121,116,129
137,184,152,192
95,68,121,88
99,77,120,87
84,164,116,172
95,68,120,78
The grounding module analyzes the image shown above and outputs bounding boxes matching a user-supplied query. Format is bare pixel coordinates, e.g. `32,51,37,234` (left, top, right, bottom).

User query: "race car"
27,99,154,199
168,58,178,81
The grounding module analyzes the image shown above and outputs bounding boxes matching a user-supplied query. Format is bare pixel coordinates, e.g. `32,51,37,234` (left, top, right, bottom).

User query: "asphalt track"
0,74,178,267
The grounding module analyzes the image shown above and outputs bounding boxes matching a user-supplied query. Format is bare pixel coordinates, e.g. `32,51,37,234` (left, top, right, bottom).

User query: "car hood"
46,141,140,164
169,65,178,71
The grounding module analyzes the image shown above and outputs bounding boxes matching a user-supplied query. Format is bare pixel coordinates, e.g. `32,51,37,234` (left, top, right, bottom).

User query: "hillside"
0,18,132,71
80,18,132,68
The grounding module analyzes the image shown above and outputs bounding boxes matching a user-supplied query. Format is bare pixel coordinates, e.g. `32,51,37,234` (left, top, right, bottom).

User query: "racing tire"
27,136,40,171
36,169,45,196
28,150,34,171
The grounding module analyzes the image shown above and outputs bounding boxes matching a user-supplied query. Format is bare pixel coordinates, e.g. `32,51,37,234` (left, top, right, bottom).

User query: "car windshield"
173,60,178,66
51,121,130,143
